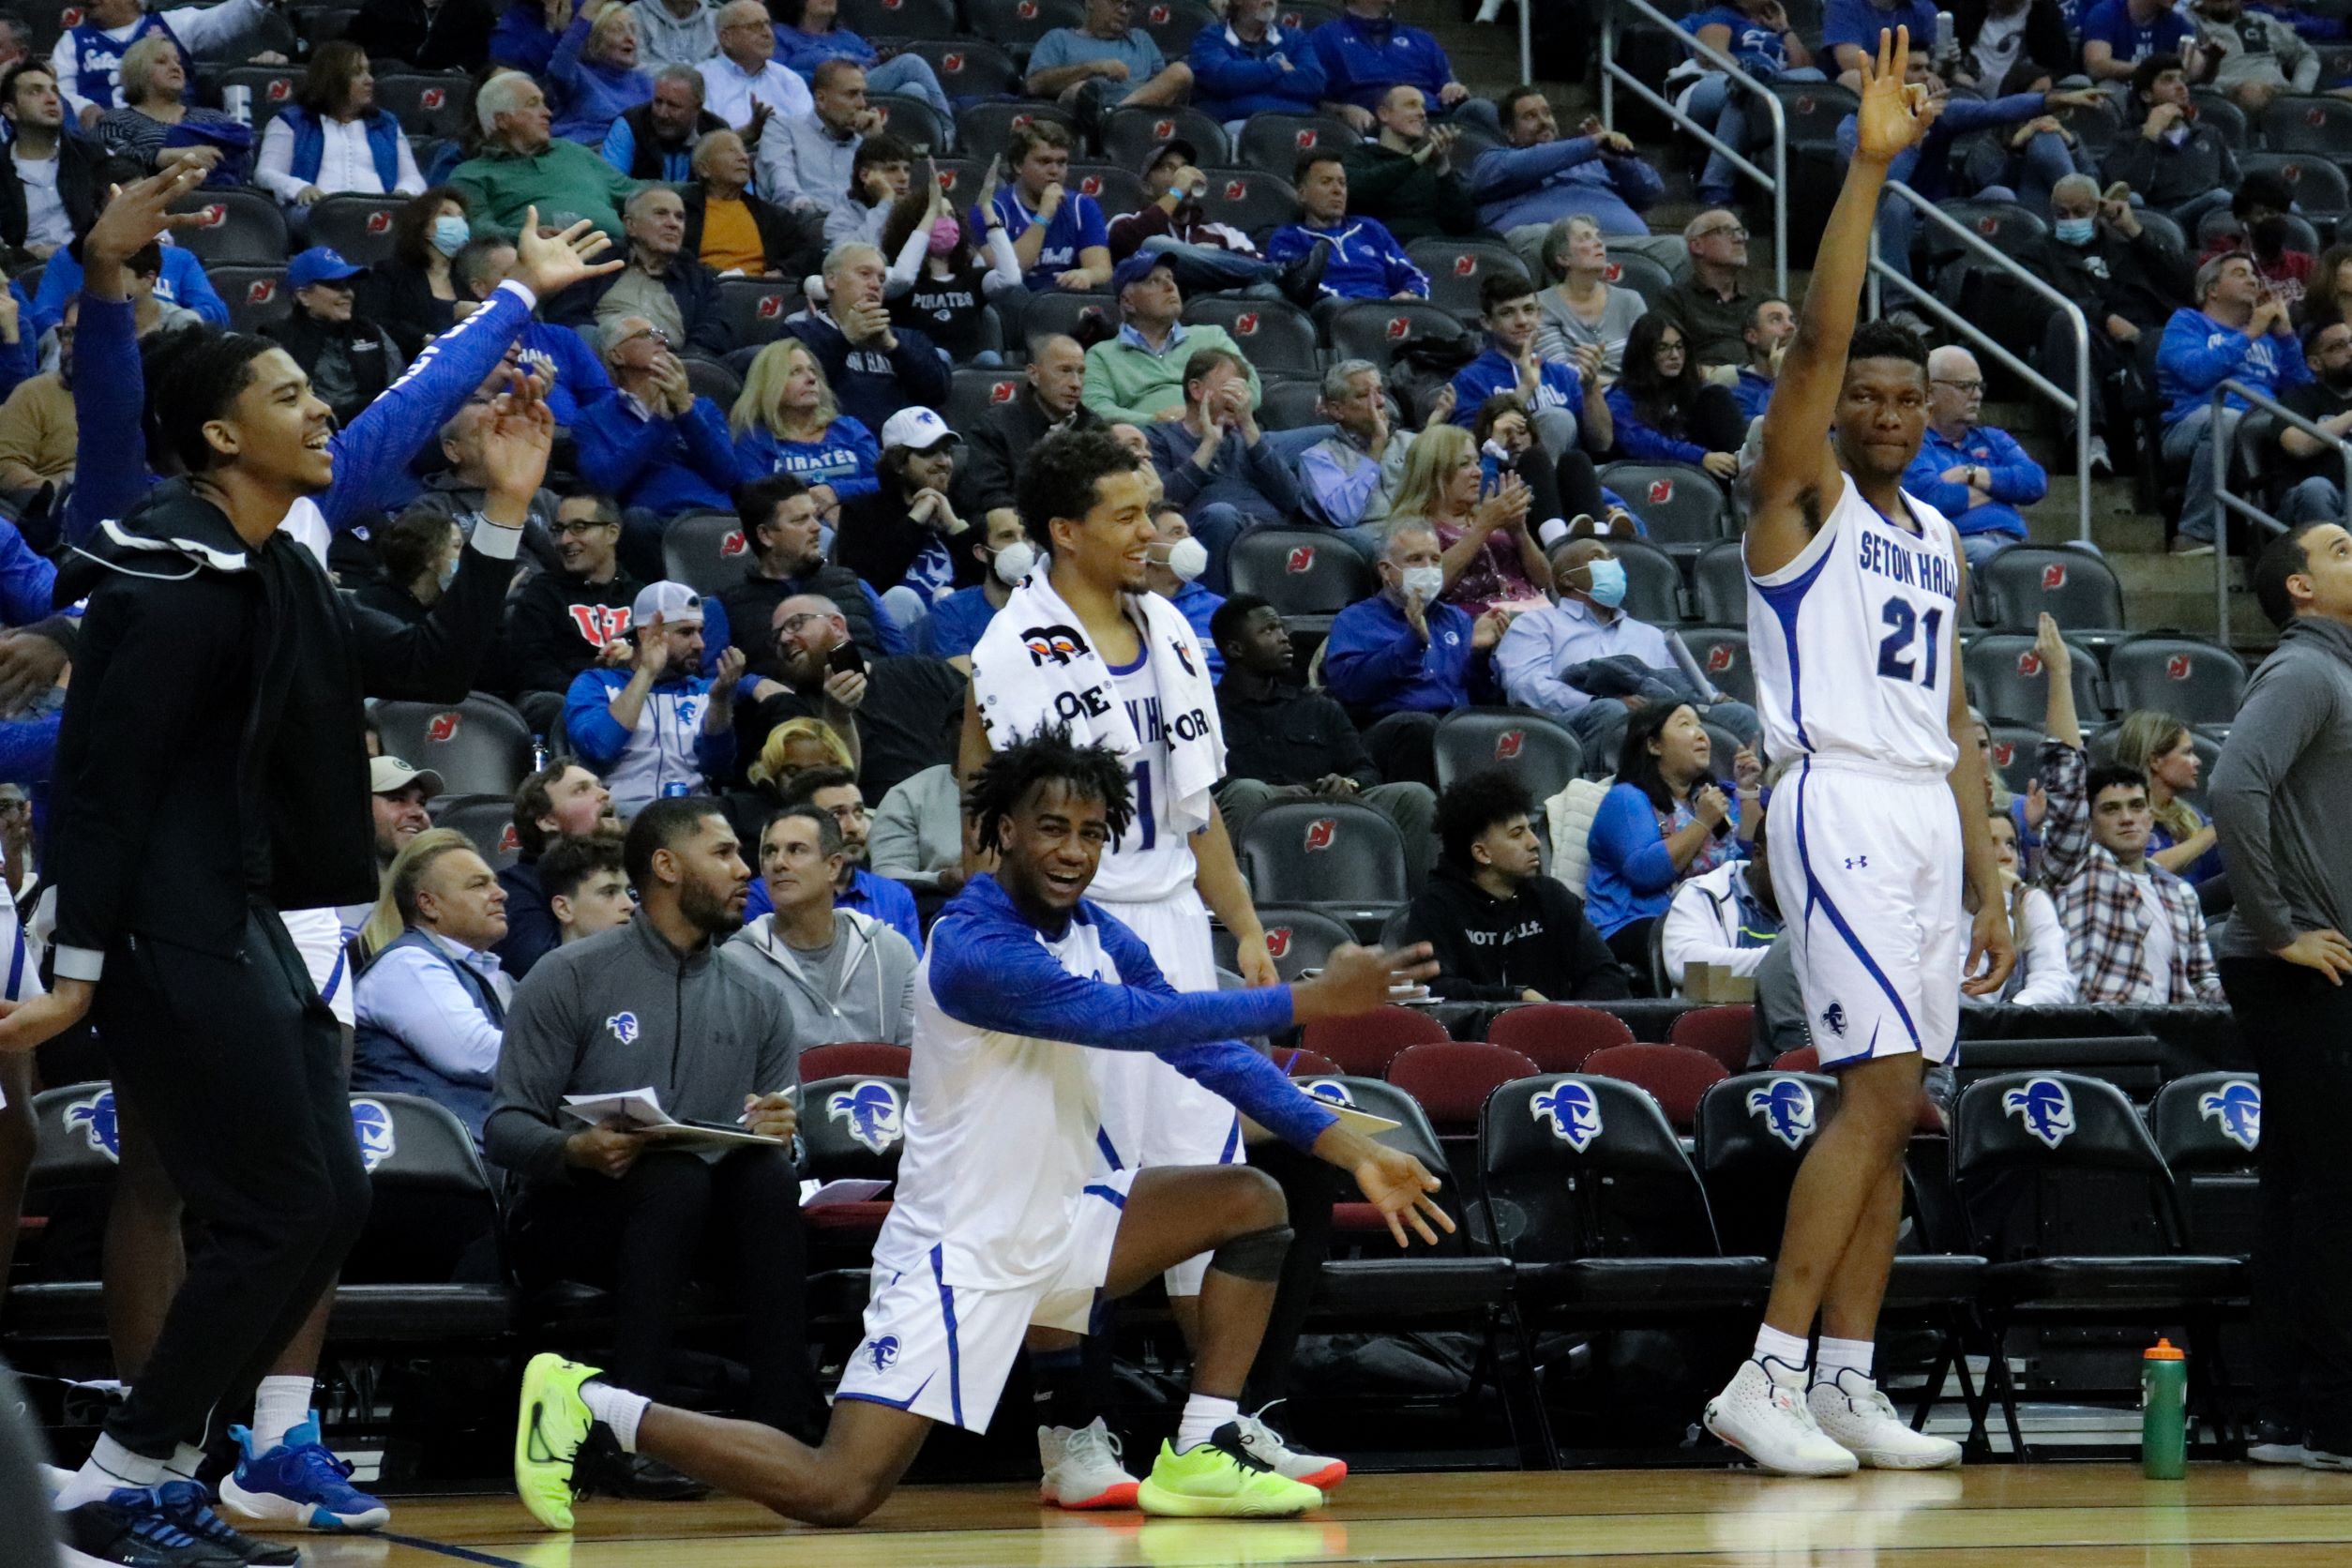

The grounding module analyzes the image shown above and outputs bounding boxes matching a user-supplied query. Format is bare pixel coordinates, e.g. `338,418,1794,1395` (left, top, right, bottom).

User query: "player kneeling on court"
515,729,1453,1527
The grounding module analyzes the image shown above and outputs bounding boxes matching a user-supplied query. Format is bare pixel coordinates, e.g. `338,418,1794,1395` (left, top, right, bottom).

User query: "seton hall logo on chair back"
1531,1081,1602,1151
2198,1080,2260,1153
828,1080,905,1155
1745,1078,1817,1150
2002,1077,2076,1149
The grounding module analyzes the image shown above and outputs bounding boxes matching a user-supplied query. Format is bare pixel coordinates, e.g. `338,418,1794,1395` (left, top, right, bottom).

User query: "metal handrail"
1864,180,2091,542
1598,0,1788,299
2209,377,2352,649
1518,0,1532,89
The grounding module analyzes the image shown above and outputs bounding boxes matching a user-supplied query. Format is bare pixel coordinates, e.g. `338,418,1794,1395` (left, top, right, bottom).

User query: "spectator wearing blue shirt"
2081,0,2196,81
564,580,752,819
2159,249,2313,550
454,235,617,425
1605,312,1751,478
1903,345,2046,567
1450,271,1610,460
730,337,881,513
600,66,727,183
1024,0,1197,112
739,767,922,946
1264,152,1427,302
1320,518,1508,787
923,509,1030,667
490,0,563,74
548,2,652,147
1146,508,1225,679
1822,0,1941,86
1731,294,1795,423
974,120,1112,294
1681,0,1825,207
1141,345,1304,590
574,314,744,576
770,0,954,141
1189,0,1327,121
1582,699,1750,982
1470,87,1667,248
28,232,224,339
1309,0,1473,132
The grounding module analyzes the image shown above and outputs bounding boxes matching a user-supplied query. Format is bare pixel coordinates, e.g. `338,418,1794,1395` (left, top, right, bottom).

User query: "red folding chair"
1486,1003,1635,1074
1772,1045,1821,1073
799,1042,912,1080
1279,1047,1343,1077
1583,1043,1730,1133
1303,1004,1449,1078
1383,1041,1543,1138
1667,1005,1756,1075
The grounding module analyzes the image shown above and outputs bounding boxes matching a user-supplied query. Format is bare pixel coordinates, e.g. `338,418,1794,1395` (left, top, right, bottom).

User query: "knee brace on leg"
1208,1224,1294,1283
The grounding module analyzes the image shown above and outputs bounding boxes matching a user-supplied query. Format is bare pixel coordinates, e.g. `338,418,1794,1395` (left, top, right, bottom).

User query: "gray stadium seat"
661,510,755,596
1963,631,2107,727
1181,295,1319,375
1431,708,1582,800
372,694,537,798
2103,634,2247,728
167,187,288,267
1681,624,1755,707
1600,460,1730,558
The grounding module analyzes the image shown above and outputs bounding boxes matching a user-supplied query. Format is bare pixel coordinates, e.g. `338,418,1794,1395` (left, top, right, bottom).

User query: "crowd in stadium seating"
0,0,2347,1522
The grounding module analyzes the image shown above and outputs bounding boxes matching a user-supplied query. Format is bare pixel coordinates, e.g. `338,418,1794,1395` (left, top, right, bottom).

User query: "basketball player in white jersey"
957,428,1338,1504
1703,27,2014,1476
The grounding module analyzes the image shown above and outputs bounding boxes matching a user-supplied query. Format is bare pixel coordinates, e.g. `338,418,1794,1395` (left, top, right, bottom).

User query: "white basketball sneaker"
1704,1359,1861,1477
1806,1368,1963,1470
1231,1404,1347,1491
1040,1417,1141,1510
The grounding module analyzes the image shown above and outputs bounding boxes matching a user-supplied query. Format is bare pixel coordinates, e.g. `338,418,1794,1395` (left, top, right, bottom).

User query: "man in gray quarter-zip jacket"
2209,520,2352,1468
486,796,819,1473
722,802,918,1048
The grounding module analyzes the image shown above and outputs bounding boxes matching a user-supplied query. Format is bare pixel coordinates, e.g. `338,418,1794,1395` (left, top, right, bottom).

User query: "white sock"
164,1444,206,1481
1817,1336,1875,1383
53,1436,167,1510
580,1380,652,1455
252,1377,313,1453
1754,1324,1811,1386
1176,1394,1239,1454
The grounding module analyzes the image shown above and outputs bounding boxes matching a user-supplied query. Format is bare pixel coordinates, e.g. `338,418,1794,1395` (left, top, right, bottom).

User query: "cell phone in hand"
827,639,867,679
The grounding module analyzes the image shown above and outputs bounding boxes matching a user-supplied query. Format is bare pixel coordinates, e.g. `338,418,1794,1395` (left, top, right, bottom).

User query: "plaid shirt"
2037,740,2224,1006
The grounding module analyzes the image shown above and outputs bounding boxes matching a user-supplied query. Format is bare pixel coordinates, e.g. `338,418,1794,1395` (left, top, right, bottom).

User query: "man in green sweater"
1080,252,1262,427
452,72,641,244
1339,83,1484,243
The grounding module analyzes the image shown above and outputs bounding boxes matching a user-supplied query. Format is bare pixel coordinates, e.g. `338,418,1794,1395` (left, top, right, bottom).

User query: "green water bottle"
2142,1337,2187,1479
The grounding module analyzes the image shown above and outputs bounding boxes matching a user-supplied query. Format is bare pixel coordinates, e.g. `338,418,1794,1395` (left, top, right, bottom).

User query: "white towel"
971,569,1225,836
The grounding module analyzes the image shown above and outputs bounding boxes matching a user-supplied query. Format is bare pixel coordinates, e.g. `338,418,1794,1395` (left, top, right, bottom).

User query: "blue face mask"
1583,556,1628,608
2055,216,2096,247
430,214,471,258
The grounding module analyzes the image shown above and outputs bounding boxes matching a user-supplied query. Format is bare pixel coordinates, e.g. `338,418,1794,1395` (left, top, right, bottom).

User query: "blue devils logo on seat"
2002,1077,2076,1150
827,1079,904,1155
349,1099,397,1172
864,1335,899,1373
1304,1079,1355,1107
1530,1081,1603,1152
2197,1080,2260,1153
65,1087,120,1163
1745,1078,1817,1151
606,1011,640,1046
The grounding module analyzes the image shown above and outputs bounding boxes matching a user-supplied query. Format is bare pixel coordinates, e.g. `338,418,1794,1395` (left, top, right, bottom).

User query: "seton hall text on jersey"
1856,527,1957,601
1121,692,1213,748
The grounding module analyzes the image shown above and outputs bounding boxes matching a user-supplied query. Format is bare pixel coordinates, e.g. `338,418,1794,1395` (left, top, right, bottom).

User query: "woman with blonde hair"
97,35,246,178
1387,423,1548,618
731,338,879,520
746,716,858,789
2111,709,2226,887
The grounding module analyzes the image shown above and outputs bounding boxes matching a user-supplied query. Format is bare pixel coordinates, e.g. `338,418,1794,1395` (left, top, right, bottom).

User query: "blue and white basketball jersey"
1087,641,1201,905
1746,473,1962,777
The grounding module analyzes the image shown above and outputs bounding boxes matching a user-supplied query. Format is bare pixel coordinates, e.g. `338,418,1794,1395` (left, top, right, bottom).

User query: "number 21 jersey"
1745,473,1961,777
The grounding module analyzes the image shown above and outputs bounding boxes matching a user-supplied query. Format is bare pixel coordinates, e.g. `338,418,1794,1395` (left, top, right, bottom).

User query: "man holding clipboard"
485,794,817,1497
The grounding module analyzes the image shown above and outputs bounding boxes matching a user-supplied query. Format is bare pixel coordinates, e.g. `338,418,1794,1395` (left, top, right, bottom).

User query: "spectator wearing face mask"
922,508,1036,670
355,188,474,362
882,177,1023,368
1143,508,1223,679
1321,519,1511,787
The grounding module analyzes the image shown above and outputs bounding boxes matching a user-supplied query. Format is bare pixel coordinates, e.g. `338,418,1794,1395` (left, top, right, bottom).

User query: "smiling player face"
995,779,1112,918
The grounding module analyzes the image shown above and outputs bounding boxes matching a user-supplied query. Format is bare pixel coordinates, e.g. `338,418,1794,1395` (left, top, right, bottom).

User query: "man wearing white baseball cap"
837,406,972,644
563,580,753,818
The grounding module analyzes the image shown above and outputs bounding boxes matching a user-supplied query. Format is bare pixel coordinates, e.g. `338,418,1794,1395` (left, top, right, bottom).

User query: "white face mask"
1159,535,1209,583
990,539,1037,586
1399,565,1443,603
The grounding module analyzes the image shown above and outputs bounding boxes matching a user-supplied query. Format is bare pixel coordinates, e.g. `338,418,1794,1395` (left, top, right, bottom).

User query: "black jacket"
1953,0,2076,92
544,253,729,358
680,182,805,280
48,484,511,971
1399,863,1633,1004
2018,221,2194,336
1215,676,1380,790
836,472,985,600
610,103,729,181
0,134,119,254
354,258,461,364
503,565,640,697
264,310,403,428
741,654,964,802
718,560,883,668
956,390,1104,520
347,0,496,71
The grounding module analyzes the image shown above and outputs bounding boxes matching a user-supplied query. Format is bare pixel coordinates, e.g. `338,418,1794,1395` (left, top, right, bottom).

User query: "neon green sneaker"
1135,1425,1322,1518
516,1352,600,1530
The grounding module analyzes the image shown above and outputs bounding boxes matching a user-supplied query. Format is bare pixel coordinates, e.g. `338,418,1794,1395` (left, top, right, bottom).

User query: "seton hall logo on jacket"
1746,1078,1817,1150
827,1080,905,1155
607,1011,640,1045
1531,1081,1603,1151
1021,623,1088,668
2198,1079,2260,1153
2003,1078,2076,1149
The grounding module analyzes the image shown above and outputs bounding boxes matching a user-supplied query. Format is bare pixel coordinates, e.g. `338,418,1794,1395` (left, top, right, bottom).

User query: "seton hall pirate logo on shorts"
1818,1002,1847,1038
863,1334,899,1373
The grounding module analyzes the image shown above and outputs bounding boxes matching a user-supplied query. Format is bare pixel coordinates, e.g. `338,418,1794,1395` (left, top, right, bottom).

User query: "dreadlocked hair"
966,728,1135,855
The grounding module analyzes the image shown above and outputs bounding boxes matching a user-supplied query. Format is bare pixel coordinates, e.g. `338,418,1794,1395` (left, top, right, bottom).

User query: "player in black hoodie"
1401,770,1633,1003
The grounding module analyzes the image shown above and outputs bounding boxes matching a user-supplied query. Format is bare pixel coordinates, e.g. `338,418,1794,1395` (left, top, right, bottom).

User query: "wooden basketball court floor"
304,1467,2352,1568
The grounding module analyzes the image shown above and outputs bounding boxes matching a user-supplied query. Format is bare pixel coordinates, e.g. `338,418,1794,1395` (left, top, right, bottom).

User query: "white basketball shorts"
834,1168,1138,1433
1089,885,1244,1296
1767,758,1963,1070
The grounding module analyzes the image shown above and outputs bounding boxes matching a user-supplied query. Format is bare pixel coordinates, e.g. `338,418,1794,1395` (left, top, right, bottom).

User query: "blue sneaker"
218,1419,390,1533
58,1486,245,1568
150,1481,301,1566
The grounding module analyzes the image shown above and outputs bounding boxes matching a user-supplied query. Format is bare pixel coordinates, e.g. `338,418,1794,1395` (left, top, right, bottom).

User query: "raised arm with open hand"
511,206,623,301
82,165,213,303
